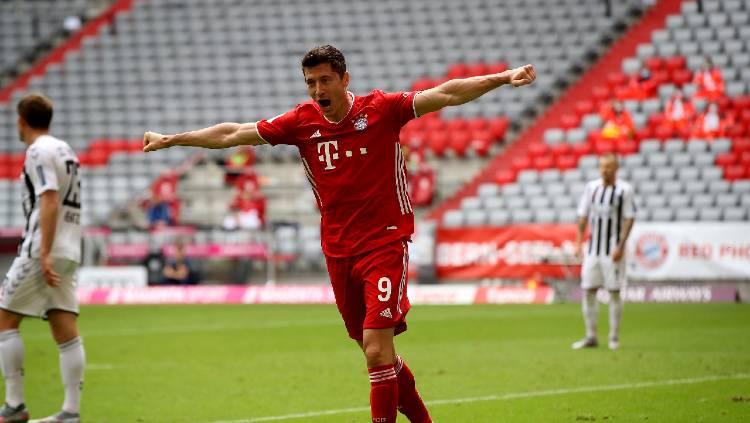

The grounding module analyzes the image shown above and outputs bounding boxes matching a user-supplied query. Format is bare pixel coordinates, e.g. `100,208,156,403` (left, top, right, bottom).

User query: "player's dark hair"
17,93,53,130
301,45,347,78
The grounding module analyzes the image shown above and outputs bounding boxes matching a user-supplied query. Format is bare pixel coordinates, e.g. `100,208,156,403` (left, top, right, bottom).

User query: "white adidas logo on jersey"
379,308,393,319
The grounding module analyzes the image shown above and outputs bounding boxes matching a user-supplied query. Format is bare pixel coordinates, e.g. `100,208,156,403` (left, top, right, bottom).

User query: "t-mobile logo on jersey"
317,140,367,170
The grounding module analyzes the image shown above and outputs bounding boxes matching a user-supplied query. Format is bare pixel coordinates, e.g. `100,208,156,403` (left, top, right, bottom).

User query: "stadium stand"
0,0,643,273
436,0,750,228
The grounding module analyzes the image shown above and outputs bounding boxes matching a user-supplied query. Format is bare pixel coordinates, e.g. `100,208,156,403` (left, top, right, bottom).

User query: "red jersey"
256,90,418,257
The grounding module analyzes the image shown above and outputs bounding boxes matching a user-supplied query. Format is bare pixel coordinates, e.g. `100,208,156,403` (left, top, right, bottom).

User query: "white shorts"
581,254,626,291
0,257,79,319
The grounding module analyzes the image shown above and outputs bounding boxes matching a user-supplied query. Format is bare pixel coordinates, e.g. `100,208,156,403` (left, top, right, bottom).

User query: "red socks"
369,364,398,422
395,356,432,423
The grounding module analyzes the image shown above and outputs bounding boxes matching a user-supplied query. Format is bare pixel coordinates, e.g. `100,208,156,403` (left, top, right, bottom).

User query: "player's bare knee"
363,341,392,366
0,309,22,331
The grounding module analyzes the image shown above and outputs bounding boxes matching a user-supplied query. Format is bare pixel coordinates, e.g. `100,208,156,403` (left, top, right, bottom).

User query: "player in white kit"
0,94,85,423
572,153,636,350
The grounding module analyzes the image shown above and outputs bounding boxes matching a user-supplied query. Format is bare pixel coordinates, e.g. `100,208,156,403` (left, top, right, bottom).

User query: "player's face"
599,156,618,183
16,116,28,144
303,63,350,117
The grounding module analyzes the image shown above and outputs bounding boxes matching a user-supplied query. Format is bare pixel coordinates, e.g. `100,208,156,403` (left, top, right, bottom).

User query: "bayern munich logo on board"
635,233,669,269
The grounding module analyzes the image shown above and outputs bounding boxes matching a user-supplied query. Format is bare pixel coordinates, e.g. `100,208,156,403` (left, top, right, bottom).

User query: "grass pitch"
14,303,750,422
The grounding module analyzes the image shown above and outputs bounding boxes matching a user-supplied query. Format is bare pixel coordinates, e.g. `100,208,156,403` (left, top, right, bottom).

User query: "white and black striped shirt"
577,179,636,257
19,135,82,263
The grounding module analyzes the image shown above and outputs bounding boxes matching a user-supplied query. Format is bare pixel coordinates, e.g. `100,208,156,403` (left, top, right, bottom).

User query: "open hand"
41,255,61,287
143,131,172,152
509,64,536,87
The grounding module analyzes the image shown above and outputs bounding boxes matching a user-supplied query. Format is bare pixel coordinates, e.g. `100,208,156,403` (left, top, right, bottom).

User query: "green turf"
12,303,750,422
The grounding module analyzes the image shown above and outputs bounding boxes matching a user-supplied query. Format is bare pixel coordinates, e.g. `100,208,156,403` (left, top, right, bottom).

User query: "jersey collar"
321,91,355,125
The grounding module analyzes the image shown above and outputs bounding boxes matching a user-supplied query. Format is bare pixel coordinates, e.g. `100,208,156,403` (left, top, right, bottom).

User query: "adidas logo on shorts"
379,308,392,319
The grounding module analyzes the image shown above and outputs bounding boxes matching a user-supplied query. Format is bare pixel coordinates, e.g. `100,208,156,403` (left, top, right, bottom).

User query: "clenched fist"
143,131,171,152
509,64,536,87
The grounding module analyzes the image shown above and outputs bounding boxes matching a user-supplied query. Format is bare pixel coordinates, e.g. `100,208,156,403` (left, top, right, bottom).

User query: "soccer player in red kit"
143,45,535,422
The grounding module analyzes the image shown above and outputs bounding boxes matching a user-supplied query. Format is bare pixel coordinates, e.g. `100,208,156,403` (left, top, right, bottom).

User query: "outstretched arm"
143,122,266,152
414,64,536,116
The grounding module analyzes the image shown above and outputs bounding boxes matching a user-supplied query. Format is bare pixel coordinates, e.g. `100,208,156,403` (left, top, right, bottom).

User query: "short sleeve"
26,146,59,195
381,91,419,127
622,185,637,219
576,183,592,218
256,108,299,146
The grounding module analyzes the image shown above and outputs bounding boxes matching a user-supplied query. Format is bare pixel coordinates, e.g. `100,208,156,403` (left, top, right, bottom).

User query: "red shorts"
326,239,411,341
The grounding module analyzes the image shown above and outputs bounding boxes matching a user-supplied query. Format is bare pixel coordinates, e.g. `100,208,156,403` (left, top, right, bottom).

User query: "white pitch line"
211,373,750,423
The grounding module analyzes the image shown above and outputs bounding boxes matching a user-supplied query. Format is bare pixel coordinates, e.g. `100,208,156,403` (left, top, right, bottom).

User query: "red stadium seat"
606,72,626,90
446,63,469,79
733,138,750,153
532,155,554,170
448,130,471,157
466,118,487,131
652,70,670,85
556,154,577,170
654,125,672,140
575,100,595,117
494,169,516,184
740,152,750,167
512,156,531,172
715,153,737,166
732,96,750,111
724,165,746,181
671,69,692,86
489,63,508,74
528,143,548,158
617,140,638,155
560,114,580,129
645,57,665,72
665,56,686,72
592,85,611,105
88,149,109,166
469,130,493,157
487,118,508,139
128,140,144,152
550,143,572,157
446,119,468,131
594,141,616,155
635,126,653,141
428,132,449,157
572,142,593,158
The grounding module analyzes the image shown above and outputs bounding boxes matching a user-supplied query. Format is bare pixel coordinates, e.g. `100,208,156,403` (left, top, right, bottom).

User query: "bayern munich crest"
635,233,669,269
353,114,368,131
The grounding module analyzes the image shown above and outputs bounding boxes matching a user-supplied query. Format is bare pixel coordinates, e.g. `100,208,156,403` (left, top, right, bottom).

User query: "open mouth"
317,99,331,107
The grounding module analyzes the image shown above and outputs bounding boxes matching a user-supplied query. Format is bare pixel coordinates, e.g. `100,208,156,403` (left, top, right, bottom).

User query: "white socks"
582,290,599,339
58,337,85,414
609,290,623,340
0,329,25,407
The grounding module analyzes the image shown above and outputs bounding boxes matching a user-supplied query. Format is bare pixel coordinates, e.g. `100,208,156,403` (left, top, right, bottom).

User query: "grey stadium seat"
691,194,715,208
685,180,708,194
489,210,510,226
715,193,738,207
723,208,747,221
460,197,482,210
483,197,505,210
442,211,464,228
668,194,690,208
558,209,578,223
534,209,556,223
511,209,533,223
732,180,750,194
699,208,722,221
661,181,684,194
465,210,488,226
675,208,698,221
651,208,674,221
477,183,500,198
